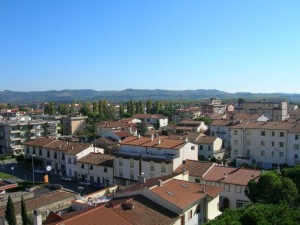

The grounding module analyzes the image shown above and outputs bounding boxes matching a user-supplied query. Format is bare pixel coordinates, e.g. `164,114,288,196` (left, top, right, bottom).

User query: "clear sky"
0,0,299,93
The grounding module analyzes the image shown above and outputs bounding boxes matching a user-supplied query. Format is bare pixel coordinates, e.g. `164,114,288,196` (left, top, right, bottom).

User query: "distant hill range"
0,89,300,103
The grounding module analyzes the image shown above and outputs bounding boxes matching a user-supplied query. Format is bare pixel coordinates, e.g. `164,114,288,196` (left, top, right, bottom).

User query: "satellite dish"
46,165,52,172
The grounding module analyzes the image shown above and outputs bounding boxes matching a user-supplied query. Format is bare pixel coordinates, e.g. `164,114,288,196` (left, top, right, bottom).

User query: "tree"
119,105,125,119
237,98,245,104
146,99,152,114
245,171,298,206
136,121,147,136
21,196,31,225
193,116,212,125
92,101,98,114
5,195,16,225
57,104,69,115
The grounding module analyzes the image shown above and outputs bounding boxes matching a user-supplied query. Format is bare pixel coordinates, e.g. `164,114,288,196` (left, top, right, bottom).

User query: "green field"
0,172,13,179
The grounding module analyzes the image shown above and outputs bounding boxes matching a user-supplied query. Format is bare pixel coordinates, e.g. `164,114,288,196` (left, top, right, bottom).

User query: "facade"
194,135,226,160
134,114,168,128
234,101,288,121
77,153,114,186
0,118,60,155
113,136,198,185
175,120,208,133
61,115,88,135
24,138,102,176
173,107,202,124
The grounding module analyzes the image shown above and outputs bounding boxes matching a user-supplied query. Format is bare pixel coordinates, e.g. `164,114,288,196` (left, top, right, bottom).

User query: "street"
0,160,100,195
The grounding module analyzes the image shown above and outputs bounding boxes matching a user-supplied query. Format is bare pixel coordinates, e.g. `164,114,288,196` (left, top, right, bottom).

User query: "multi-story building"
175,120,208,133
201,99,227,115
113,136,198,185
133,114,168,128
172,107,202,124
0,117,60,155
230,121,296,168
24,138,102,176
234,101,288,121
77,153,114,185
61,115,88,135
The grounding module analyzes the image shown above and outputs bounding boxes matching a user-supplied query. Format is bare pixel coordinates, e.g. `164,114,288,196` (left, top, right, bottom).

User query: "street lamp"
32,154,35,185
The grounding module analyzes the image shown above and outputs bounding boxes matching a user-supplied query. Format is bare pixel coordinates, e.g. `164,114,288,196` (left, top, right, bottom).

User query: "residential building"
113,136,198,185
101,130,132,142
0,118,60,155
97,121,137,137
77,153,114,185
175,120,208,133
234,101,288,121
24,138,103,176
173,107,202,124
287,124,300,166
133,114,168,128
201,99,227,115
61,115,88,135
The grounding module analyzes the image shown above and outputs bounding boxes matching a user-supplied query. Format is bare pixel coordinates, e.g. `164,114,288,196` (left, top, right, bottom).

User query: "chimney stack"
158,139,161,145
33,210,42,225
151,135,154,141
157,179,162,186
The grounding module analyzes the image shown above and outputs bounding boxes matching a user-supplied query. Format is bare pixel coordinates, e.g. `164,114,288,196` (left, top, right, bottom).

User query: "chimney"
33,210,42,225
138,134,141,139
224,172,228,178
185,137,188,143
158,139,161,145
157,179,162,186
151,135,154,141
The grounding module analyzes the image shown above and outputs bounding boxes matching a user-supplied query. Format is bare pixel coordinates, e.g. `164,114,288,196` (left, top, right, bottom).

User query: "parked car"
79,180,92,186
60,176,74,182
34,169,46,174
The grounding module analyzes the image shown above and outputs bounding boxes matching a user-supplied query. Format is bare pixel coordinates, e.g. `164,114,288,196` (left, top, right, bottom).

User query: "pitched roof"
25,138,56,147
151,179,223,210
230,121,294,130
134,114,167,119
77,153,113,167
194,135,217,144
202,166,260,186
173,160,214,177
114,131,131,138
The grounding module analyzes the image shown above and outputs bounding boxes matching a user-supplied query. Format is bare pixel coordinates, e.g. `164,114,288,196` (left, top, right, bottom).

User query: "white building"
113,136,198,185
133,114,168,128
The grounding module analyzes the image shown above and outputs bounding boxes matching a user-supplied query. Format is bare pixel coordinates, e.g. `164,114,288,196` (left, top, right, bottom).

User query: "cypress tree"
21,196,31,225
5,195,16,225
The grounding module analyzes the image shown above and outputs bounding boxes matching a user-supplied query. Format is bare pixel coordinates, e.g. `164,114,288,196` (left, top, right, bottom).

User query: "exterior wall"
71,119,86,135
206,196,222,220
173,142,198,169
210,125,231,148
159,118,168,127
287,132,300,166
230,127,289,169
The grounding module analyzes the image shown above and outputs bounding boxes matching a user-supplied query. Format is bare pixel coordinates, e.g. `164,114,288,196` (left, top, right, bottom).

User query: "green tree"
106,104,116,120
119,105,125,119
92,101,98,114
136,121,147,136
146,99,152,114
5,195,16,225
21,196,31,225
237,98,245,104
245,171,298,206
193,116,212,125
69,103,75,114
138,101,145,114
126,100,135,116
57,104,69,115
79,103,92,116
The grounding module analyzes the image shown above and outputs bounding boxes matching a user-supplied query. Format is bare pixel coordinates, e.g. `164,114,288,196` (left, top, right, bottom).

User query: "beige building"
62,115,88,135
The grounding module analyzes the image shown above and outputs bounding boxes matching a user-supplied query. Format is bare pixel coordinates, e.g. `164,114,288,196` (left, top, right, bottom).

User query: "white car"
79,181,92,186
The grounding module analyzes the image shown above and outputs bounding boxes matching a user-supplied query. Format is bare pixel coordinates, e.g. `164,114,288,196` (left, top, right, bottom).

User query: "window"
234,130,238,135
199,145,203,150
119,168,123,177
73,159,76,165
279,142,284,148
247,130,251,135
62,153,65,161
261,150,265,156
188,210,192,220
234,140,238,145
26,147,29,154
81,164,84,169
33,148,36,155
279,132,284,137
191,146,195,150
261,141,265,146
47,151,50,158
279,152,284,157
68,157,71,164
130,158,134,168
161,163,166,173
236,200,249,208
247,140,251,145
295,134,299,140
54,152,57,159
272,131,275,137
208,146,211,151
235,185,242,193
246,149,250,157
39,148,42,156
195,178,200,183
271,141,275,147
295,154,298,159
150,161,155,171
130,169,134,180
90,165,93,170
271,151,274,157
234,149,238,155
294,144,299,150
103,167,107,173
119,158,123,167
225,184,230,192
261,131,266,136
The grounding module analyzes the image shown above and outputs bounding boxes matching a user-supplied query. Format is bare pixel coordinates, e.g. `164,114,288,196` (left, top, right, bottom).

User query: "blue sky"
0,0,299,93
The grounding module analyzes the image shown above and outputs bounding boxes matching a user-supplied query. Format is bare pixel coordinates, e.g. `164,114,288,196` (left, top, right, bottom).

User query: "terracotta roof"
175,126,194,131
168,132,201,142
98,121,127,128
0,190,75,218
179,120,203,125
0,180,18,191
25,138,56,147
202,166,260,186
210,119,232,126
151,179,223,210
134,114,167,119
44,140,91,155
77,153,113,167
114,131,131,138
230,121,295,130
194,136,217,144
173,160,214,177
120,136,186,150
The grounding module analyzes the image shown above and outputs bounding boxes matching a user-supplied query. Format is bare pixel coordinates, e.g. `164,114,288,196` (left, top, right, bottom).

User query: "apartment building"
77,153,114,186
234,101,288,121
24,138,102,176
175,120,208,133
201,99,227,115
0,117,60,155
230,121,296,168
133,114,168,128
172,107,202,124
113,136,198,185
61,115,88,135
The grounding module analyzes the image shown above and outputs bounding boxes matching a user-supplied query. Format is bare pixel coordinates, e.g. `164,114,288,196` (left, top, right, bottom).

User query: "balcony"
10,136,21,141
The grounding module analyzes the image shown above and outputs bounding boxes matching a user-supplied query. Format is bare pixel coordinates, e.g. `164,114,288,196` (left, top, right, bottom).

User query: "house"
173,107,202,124
175,120,208,133
113,136,198,185
101,130,132,142
24,138,103,177
133,114,168,128
201,99,227,115
77,153,114,186
61,115,88,135
97,121,137,137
